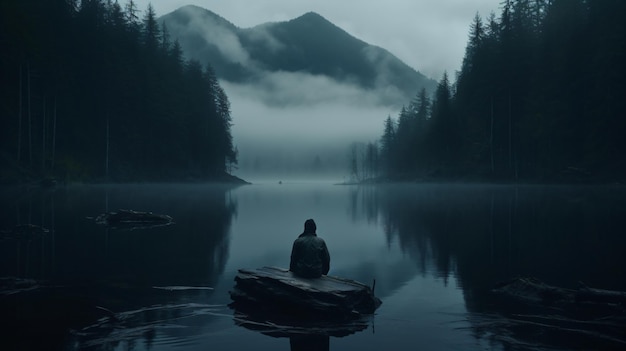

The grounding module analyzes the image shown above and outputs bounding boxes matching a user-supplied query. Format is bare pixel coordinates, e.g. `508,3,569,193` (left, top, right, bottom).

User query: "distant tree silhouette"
429,72,456,174
142,4,160,51
370,0,626,183
0,0,238,182
380,116,397,176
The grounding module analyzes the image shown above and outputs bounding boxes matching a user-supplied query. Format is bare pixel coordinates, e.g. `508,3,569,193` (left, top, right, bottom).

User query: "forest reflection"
2,183,625,350
348,183,626,349
0,184,238,350
350,184,626,288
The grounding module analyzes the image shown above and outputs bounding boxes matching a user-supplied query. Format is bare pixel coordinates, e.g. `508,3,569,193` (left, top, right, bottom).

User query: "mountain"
159,6,437,104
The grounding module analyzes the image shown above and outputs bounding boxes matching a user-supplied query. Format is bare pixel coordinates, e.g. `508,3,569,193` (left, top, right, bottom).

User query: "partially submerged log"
94,209,173,229
489,277,626,348
492,277,626,323
577,282,626,305
230,267,381,320
493,277,626,307
492,277,572,304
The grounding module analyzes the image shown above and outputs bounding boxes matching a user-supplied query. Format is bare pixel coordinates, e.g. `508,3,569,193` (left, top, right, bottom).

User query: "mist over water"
224,78,400,182
156,5,428,183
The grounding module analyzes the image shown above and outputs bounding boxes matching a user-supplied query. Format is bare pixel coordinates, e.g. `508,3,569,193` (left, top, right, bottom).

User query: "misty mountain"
159,5,436,105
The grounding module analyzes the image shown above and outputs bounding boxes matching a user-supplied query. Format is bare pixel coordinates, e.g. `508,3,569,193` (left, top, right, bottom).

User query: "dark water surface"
1,182,625,350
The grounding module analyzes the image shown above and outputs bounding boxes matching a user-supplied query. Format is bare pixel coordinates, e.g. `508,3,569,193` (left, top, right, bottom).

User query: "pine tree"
381,116,397,176
429,72,455,173
142,3,160,51
0,0,239,181
161,22,171,52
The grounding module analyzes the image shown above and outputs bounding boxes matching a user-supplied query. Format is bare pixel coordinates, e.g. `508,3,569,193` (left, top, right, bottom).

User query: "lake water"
1,182,625,350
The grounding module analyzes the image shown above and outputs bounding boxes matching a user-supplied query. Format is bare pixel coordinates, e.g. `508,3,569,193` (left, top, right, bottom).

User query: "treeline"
372,0,626,183
0,0,237,182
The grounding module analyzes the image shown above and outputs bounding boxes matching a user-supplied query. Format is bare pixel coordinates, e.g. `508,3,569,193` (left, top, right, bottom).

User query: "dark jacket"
289,232,330,278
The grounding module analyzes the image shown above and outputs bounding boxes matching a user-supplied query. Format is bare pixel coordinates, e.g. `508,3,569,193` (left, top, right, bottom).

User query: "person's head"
304,219,316,234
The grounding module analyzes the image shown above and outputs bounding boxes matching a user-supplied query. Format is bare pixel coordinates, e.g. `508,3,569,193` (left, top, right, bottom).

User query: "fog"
139,2,510,182
162,5,426,183
224,73,401,182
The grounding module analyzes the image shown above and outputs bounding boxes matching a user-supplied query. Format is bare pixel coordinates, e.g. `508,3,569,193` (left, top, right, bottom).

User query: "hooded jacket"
289,232,330,278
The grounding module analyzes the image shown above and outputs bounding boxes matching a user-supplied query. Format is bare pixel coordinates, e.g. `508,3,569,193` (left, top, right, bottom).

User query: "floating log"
492,276,626,319
493,277,626,306
94,209,173,229
490,277,626,348
576,282,626,305
492,277,573,304
230,267,381,320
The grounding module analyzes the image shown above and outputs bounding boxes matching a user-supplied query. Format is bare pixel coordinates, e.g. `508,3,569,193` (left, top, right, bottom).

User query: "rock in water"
230,266,381,319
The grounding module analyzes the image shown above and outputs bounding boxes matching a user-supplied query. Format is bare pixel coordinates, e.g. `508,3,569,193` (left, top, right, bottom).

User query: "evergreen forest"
0,0,238,183
372,0,626,183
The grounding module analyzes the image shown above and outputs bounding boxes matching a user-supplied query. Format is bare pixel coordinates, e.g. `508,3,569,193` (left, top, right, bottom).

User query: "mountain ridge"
159,6,436,105
168,5,238,31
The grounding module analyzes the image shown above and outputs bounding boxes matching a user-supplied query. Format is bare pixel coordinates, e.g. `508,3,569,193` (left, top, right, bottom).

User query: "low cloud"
223,71,399,180
361,46,413,96
231,70,405,108
245,24,286,53
180,6,251,66
166,5,421,180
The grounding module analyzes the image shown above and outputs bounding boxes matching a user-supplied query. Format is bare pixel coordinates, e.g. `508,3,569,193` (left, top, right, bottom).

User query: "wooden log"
576,282,626,305
492,277,626,315
230,267,381,319
95,209,173,228
492,277,576,304
489,277,626,348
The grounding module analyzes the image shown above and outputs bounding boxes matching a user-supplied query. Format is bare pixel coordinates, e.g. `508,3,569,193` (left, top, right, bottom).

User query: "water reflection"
349,183,626,349
231,304,371,351
2,182,625,350
0,184,238,350
290,335,329,351
362,184,626,288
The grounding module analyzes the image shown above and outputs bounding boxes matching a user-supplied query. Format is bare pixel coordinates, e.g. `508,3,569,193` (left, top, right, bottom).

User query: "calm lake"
1,182,625,350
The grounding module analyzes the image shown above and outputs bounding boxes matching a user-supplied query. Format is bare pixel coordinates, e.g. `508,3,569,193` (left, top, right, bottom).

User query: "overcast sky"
133,0,501,79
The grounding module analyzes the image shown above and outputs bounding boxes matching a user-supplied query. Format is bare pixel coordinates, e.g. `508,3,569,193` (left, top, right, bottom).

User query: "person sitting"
289,219,330,278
